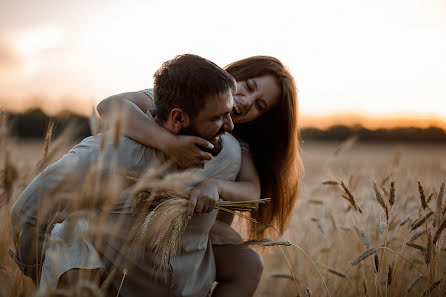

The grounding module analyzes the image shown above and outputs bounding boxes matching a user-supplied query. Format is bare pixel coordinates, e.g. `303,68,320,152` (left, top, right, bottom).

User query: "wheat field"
1,125,446,296
255,141,446,297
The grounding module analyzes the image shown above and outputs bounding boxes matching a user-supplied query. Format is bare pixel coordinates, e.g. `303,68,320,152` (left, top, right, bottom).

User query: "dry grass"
253,141,446,297
1,119,446,296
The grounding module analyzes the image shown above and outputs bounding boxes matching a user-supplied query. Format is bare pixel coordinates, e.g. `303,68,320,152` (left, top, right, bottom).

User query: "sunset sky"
0,0,445,128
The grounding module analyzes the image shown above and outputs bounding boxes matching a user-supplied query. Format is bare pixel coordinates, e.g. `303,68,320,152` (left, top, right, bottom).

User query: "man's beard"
181,127,224,157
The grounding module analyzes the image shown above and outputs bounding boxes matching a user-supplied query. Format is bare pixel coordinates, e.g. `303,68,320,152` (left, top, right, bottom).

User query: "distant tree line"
4,108,446,142
301,125,446,142
5,108,91,139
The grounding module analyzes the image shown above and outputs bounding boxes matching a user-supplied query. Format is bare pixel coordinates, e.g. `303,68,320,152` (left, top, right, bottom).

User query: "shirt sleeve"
140,89,155,118
141,88,154,99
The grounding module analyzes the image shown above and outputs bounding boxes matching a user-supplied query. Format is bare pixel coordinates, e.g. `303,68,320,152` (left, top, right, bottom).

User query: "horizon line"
3,105,446,131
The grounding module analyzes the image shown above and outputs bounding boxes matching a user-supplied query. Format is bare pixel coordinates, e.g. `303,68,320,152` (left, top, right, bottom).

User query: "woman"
97,56,301,297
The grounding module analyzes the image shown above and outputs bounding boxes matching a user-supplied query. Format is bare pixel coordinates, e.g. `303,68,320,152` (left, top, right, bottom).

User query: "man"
10,54,241,296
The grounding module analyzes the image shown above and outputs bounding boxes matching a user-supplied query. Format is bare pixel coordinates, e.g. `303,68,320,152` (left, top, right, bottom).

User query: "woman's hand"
165,135,214,168
187,179,220,217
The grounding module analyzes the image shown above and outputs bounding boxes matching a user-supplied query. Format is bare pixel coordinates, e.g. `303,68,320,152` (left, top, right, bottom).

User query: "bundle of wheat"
125,173,270,279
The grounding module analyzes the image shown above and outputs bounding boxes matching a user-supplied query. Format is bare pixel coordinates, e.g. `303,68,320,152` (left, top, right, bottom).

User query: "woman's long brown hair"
225,56,302,239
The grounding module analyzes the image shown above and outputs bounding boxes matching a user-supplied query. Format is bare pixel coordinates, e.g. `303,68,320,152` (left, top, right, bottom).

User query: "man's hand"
187,179,220,218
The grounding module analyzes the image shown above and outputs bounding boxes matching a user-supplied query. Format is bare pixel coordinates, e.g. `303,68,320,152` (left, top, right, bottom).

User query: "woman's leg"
57,268,102,289
212,245,263,297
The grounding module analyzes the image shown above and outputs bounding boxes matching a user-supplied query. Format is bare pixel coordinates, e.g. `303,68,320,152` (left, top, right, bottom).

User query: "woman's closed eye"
255,100,267,112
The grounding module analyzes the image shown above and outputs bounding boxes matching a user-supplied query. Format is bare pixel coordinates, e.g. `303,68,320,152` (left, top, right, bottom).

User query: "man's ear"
169,108,190,133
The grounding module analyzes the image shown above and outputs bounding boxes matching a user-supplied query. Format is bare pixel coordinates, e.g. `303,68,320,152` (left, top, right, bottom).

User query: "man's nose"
223,113,234,132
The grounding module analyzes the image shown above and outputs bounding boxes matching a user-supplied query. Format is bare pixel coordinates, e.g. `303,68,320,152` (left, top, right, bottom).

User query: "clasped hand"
167,135,214,168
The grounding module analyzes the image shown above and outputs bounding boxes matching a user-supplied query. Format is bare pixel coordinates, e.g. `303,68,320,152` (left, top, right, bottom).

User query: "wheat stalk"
334,135,358,156
410,229,427,242
406,242,426,252
322,180,338,185
411,211,433,231
340,181,362,213
327,268,347,278
387,264,393,287
243,239,291,246
244,238,333,297
359,230,371,249
305,287,312,297
271,273,293,280
373,254,379,273
43,121,55,163
406,275,422,293
363,281,368,297
425,231,433,264
421,279,442,297
418,181,428,209
434,217,446,245
436,182,444,225
373,182,389,221
351,248,378,265
116,268,128,297
389,181,395,206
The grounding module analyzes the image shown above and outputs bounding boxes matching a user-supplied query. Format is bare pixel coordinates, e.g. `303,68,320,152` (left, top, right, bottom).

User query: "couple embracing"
11,54,301,296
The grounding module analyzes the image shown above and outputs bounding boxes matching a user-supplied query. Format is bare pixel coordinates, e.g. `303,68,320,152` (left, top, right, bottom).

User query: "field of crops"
255,141,446,297
1,127,446,296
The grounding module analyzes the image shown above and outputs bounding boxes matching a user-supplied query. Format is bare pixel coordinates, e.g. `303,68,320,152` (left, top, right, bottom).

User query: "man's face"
183,91,234,155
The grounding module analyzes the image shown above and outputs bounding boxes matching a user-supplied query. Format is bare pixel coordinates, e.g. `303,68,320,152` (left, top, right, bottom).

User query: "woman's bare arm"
219,150,261,201
96,91,213,167
97,91,163,146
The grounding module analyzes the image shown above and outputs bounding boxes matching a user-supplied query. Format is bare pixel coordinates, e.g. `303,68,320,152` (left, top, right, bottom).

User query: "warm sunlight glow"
11,25,62,76
13,26,62,57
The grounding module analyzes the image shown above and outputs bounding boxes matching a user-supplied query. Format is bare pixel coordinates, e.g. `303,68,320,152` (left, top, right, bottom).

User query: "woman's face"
231,74,281,124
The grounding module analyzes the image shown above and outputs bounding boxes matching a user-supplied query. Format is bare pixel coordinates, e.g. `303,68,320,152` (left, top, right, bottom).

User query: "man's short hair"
153,54,236,123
